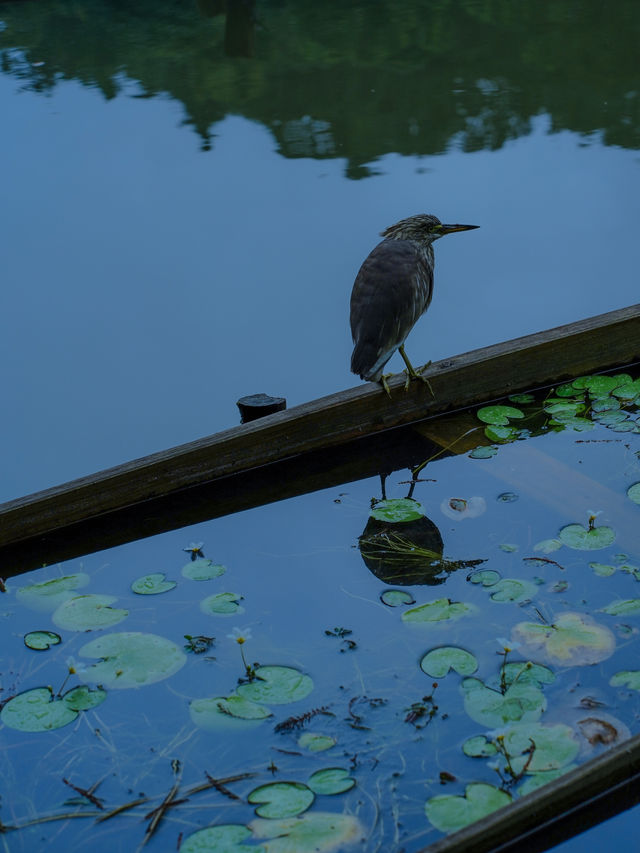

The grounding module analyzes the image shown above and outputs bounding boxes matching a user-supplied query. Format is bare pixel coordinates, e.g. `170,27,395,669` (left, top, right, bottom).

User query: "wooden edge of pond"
0,302,639,574
418,731,640,853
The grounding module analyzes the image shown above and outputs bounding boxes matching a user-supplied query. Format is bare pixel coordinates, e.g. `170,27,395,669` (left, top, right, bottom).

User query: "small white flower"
183,542,204,554
227,627,252,645
497,637,521,652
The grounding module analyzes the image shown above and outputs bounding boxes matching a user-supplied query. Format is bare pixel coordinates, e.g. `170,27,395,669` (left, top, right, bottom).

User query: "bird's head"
381,214,479,245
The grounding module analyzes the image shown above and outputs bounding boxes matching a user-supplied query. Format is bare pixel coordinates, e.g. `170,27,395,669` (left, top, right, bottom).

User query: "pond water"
2,370,640,852
1,1,639,850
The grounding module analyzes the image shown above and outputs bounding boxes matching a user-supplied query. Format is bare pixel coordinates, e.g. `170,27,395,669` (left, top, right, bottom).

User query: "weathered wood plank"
0,303,638,574
418,731,640,853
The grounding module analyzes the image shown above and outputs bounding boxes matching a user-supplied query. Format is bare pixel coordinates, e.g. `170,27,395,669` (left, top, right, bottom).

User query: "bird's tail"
351,342,385,382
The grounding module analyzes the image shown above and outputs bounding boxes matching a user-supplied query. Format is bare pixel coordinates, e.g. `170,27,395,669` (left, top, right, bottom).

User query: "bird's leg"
399,345,434,396
379,373,393,397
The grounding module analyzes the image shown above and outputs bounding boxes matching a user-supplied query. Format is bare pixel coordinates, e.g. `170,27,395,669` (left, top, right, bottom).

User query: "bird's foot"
379,374,393,397
403,361,434,396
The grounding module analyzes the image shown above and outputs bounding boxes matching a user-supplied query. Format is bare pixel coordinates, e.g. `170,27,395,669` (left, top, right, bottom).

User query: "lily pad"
298,733,336,752
518,766,576,796
612,378,640,400
24,630,61,651
63,685,108,711
420,646,478,678
469,446,498,459
502,722,579,773
425,783,511,833
182,558,226,581
370,498,424,523
52,594,129,631
402,598,475,624
628,483,640,506
590,562,617,577
16,573,90,612
461,678,546,727
533,539,563,554
600,599,640,616
501,661,555,689
477,406,525,426
1,687,77,732
484,424,519,442
380,589,415,607
248,781,314,819
307,767,355,795
200,592,244,615
250,813,362,853
489,578,537,603
78,631,186,688
512,612,615,665
190,694,272,731
131,572,177,594
462,735,498,757
468,570,500,587
180,824,263,853
558,523,615,551
610,671,640,691
236,666,313,705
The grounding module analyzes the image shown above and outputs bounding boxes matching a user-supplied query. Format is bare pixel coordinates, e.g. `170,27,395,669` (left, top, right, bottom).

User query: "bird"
350,213,479,394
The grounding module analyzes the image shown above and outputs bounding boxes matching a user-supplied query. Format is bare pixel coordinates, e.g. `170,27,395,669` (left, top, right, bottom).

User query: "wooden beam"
0,304,638,574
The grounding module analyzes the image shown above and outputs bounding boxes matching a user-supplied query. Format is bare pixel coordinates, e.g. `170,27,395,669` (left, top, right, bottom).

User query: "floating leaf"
462,735,497,757
180,824,262,853
298,733,336,753
512,612,615,665
1,687,77,732
554,382,584,398
600,599,640,616
484,424,519,442
425,783,511,833
499,543,518,553
248,782,314,819
131,572,177,595
502,722,579,773
63,685,107,712
628,483,640,506
190,694,271,731
534,539,563,554
509,393,535,404
402,598,475,624
182,558,226,581
52,594,128,631
461,678,546,727
518,766,575,796
550,416,594,432
490,578,537,603
201,592,244,615
16,573,90,612
380,589,415,607
307,768,355,795
370,498,424,523
24,630,61,651
558,523,615,551
79,632,186,688
501,661,555,689
590,562,617,577
469,446,498,459
250,813,362,853
420,647,478,678
236,666,313,705
477,406,525,426
610,671,640,691
544,401,585,418
468,570,501,587
613,378,640,401
573,375,631,396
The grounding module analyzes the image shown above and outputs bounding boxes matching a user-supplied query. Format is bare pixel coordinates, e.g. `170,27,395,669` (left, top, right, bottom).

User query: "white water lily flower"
227,627,252,645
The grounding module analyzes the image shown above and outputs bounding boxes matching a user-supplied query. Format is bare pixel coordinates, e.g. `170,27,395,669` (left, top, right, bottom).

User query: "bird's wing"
350,239,433,380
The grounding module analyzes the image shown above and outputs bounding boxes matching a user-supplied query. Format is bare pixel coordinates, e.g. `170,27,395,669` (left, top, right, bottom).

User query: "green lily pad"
509,393,535,404
307,767,355,795
420,647,478,678
628,483,640,506
518,766,576,796
490,578,537,603
248,781,314,819
558,523,615,551
462,735,498,757
590,562,617,577
250,813,362,853
512,612,615,665
544,401,585,418
182,558,226,581
477,406,525,426
468,570,501,587
610,671,640,691
1,687,77,732
573,374,631,396
550,416,594,432
600,599,640,616
52,594,129,631
16,573,90,612
502,722,579,774
24,630,61,651
63,685,108,711
533,539,563,554
380,589,415,607
370,498,424,523
484,424,519,442
425,783,511,833
78,631,186,688
190,694,272,731
298,733,336,752
236,666,313,705
402,598,475,624
461,678,546,727
200,592,244,615
180,824,263,853
469,446,498,459
501,661,555,689
131,572,177,594
554,382,584,398
612,378,640,400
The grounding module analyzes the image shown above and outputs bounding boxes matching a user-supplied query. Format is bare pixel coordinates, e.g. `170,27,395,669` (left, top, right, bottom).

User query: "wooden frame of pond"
1,301,640,853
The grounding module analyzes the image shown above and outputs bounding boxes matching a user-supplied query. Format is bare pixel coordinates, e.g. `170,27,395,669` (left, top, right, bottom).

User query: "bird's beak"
439,223,480,234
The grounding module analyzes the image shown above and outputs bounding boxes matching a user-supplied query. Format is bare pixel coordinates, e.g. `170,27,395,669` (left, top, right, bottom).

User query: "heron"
350,213,479,394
